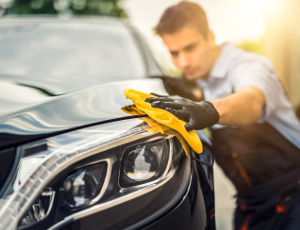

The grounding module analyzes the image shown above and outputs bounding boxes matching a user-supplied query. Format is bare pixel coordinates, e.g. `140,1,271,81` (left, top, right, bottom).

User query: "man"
146,1,300,230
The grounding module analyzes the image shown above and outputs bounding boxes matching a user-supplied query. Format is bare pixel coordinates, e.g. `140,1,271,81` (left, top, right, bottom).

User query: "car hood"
0,78,167,149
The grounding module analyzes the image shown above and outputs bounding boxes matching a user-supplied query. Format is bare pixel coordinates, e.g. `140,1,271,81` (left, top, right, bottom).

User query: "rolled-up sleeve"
231,60,284,122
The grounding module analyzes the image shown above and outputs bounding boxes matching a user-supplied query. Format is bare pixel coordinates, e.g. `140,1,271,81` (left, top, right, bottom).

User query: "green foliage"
236,37,264,54
7,0,128,17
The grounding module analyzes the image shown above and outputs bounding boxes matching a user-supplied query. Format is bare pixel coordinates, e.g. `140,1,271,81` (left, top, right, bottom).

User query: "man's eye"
185,44,196,52
170,51,178,57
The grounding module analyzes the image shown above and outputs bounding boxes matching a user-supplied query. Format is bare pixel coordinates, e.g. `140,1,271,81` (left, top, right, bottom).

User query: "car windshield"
0,21,146,92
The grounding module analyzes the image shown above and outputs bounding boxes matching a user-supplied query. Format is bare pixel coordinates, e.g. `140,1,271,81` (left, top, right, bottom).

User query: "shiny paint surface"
0,79,168,149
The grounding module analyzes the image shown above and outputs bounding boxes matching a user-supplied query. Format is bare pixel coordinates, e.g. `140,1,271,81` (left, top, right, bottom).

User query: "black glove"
159,76,203,102
145,95,219,131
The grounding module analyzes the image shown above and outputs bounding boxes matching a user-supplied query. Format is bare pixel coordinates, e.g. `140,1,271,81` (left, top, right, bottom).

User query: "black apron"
212,122,300,230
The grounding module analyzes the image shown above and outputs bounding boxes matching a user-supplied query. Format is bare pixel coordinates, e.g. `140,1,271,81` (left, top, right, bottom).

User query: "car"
0,17,215,230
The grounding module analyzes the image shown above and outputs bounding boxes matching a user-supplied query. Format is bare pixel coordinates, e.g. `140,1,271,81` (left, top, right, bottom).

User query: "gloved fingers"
184,118,197,131
145,96,173,103
149,100,184,109
164,108,189,121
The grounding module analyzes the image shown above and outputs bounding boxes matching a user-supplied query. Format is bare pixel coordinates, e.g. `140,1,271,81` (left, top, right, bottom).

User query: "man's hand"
160,76,203,101
145,95,219,131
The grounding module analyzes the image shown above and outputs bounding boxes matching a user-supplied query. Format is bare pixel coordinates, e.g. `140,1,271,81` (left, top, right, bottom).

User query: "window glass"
0,22,146,92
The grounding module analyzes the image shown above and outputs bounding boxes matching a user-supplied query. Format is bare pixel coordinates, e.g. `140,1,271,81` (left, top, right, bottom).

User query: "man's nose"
177,53,189,69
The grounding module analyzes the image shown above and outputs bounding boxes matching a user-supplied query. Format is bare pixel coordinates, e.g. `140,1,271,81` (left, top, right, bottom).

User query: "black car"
0,17,215,230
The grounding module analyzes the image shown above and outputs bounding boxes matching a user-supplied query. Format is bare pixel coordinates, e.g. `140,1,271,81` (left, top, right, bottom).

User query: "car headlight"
18,187,55,228
59,161,108,209
0,119,188,230
120,141,170,187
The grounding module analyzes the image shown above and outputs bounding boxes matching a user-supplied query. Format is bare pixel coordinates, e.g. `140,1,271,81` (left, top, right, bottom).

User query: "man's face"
161,26,216,80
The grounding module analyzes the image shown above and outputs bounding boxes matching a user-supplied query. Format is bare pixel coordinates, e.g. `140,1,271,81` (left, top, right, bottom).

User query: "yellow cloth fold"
123,88,203,154
122,105,191,156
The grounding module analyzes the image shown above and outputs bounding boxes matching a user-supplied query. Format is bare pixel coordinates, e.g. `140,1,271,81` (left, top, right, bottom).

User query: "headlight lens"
19,187,55,229
121,140,169,187
0,119,184,230
60,162,107,209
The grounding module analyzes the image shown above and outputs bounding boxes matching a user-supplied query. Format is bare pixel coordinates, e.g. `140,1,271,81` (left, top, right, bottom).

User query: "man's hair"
154,1,209,39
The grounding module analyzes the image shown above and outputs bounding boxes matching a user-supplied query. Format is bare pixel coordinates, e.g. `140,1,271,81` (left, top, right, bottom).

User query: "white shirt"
196,43,300,149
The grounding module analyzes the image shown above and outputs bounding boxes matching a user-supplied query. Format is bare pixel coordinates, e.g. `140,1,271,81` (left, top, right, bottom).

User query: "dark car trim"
0,147,15,191
128,167,194,230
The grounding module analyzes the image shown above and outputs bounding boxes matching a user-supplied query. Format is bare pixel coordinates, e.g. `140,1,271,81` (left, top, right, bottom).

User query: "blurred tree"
236,37,264,55
6,0,127,17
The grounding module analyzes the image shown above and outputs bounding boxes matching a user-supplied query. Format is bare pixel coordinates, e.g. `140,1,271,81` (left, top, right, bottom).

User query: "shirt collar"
209,42,235,79
196,42,239,87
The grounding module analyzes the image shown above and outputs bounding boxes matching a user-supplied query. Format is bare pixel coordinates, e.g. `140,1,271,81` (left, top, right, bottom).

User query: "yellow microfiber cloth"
123,88,203,154
122,104,191,156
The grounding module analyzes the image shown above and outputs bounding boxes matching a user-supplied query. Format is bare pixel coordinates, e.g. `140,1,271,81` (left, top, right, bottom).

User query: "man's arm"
210,86,265,126
146,86,266,131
